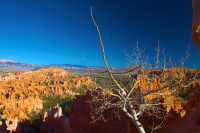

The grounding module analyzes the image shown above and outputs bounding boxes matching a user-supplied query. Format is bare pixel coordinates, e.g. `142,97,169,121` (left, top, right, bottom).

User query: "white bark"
122,104,145,133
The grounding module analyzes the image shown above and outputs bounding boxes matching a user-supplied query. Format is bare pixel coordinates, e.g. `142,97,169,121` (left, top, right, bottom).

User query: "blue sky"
0,0,199,69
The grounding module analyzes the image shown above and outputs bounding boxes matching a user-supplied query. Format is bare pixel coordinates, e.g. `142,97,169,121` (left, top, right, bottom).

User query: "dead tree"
86,7,200,133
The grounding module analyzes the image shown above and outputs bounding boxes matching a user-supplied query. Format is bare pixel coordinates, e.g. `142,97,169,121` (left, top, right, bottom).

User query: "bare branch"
90,6,127,96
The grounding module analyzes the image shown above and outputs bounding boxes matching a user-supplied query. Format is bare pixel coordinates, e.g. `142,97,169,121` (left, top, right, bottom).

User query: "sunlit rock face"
0,68,91,132
5,117,18,133
0,68,90,120
0,115,31,133
149,68,200,79
191,0,200,58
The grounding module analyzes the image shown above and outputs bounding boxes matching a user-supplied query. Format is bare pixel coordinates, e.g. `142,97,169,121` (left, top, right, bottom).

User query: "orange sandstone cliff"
0,68,91,133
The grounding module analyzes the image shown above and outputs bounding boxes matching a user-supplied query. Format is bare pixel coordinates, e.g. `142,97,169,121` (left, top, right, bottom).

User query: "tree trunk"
132,112,146,133
122,108,146,133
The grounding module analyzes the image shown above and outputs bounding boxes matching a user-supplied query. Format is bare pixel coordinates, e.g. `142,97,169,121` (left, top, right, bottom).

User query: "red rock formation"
40,105,70,133
135,75,187,116
67,76,200,133
0,68,92,132
0,115,31,133
161,101,200,133
67,88,187,133
6,117,18,133
187,81,200,108
191,0,200,57
68,92,132,133
149,68,200,79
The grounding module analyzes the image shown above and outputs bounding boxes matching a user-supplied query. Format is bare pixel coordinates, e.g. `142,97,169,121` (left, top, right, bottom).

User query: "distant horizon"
0,59,120,68
0,59,200,70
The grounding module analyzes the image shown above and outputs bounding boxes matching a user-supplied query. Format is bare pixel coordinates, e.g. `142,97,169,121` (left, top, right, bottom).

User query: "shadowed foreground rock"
40,105,70,133
68,92,133,133
67,80,200,133
162,101,200,133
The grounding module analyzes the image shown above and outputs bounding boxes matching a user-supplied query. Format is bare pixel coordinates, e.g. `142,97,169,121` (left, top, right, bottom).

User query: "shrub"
42,94,75,117
0,107,5,115
178,88,190,99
